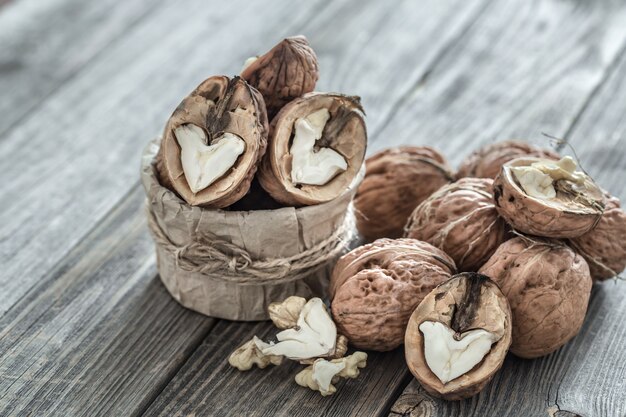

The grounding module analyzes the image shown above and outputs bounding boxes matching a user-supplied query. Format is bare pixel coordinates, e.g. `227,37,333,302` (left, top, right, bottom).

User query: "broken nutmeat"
294,352,368,396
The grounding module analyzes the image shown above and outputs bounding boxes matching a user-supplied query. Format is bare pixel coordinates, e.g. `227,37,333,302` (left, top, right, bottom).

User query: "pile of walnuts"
332,139,626,400
156,36,367,210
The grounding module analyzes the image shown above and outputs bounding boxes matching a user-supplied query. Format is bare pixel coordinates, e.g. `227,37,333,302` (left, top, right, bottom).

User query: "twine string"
146,205,355,285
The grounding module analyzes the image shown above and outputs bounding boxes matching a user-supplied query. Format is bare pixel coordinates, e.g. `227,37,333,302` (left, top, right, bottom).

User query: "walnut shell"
330,238,456,352
457,140,559,179
405,178,510,272
156,76,268,208
479,237,592,358
258,92,367,206
405,273,512,400
568,193,626,280
241,35,319,119
354,146,454,241
493,157,605,238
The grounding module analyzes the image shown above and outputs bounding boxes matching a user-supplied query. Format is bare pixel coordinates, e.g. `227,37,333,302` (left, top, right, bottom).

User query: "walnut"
156,76,268,207
354,146,454,241
493,157,605,238
228,336,284,371
479,237,592,358
457,140,559,179
241,35,319,119
330,238,456,351
294,352,367,396
258,93,367,206
268,296,307,329
405,273,512,400
405,178,510,272
568,192,626,280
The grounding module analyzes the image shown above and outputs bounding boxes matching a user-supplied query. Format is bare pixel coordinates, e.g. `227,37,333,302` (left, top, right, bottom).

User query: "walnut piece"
330,238,456,351
568,192,626,280
228,336,284,371
241,35,319,119
268,296,307,329
405,273,512,400
479,237,592,358
260,298,337,360
156,76,268,207
258,92,367,206
354,146,454,241
294,352,368,396
493,157,605,238
457,140,559,179
405,177,510,272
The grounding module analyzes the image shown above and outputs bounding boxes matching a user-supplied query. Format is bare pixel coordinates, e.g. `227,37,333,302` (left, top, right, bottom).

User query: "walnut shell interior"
258,92,367,206
330,238,456,352
405,273,512,400
354,146,454,241
156,76,268,208
493,157,605,238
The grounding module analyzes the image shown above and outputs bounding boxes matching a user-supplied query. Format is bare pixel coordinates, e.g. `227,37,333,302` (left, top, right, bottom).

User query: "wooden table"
1,0,625,416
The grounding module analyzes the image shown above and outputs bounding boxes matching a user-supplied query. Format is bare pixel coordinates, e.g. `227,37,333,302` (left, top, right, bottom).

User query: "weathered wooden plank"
143,320,410,417
372,0,626,166
0,0,168,136
0,188,217,416
0,0,325,317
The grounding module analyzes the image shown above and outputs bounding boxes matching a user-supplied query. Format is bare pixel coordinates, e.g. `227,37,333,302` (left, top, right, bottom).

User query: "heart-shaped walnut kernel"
405,273,512,400
258,92,367,206
156,76,268,208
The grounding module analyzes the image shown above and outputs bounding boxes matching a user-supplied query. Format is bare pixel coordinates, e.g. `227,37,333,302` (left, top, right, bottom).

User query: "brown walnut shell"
354,146,454,241
457,140,559,179
493,157,605,238
405,178,510,272
567,193,626,280
241,35,319,119
330,238,456,352
405,273,512,400
258,92,367,206
479,237,592,358
156,76,268,208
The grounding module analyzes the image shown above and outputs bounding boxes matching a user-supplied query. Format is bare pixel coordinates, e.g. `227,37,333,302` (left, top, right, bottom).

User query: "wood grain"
143,321,411,417
0,0,168,137
0,188,216,416
372,0,626,165
0,0,324,317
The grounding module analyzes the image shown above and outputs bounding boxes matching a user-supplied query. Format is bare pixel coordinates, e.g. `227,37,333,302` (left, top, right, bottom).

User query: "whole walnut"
457,140,559,179
568,193,626,280
354,147,454,241
479,237,592,358
241,36,319,119
405,178,510,272
330,238,456,352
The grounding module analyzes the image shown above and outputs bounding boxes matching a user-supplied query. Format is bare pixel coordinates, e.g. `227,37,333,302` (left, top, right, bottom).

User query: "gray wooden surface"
0,0,624,416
